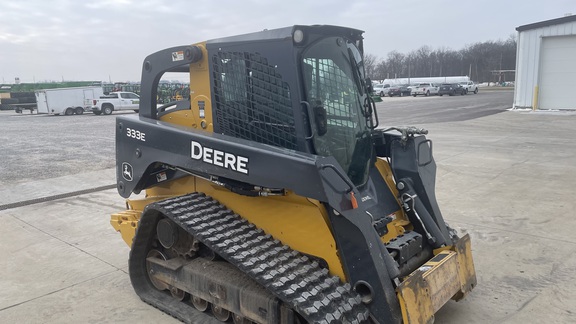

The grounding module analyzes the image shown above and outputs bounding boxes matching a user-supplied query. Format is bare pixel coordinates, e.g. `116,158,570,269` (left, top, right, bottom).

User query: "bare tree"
386,51,405,79
366,36,517,82
363,54,379,79
374,61,388,81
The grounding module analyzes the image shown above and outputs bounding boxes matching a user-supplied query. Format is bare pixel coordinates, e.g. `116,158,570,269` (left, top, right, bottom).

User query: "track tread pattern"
149,193,369,324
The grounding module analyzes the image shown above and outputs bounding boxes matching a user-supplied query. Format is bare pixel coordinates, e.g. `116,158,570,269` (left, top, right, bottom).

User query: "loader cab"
205,25,375,186
138,25,375,186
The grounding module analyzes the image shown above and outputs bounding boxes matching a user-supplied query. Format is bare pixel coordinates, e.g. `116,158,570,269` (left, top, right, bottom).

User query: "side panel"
46,89,73,114
115,115,328,201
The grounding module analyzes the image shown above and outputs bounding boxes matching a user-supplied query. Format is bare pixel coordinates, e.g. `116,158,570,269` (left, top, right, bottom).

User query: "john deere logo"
122,162,133,182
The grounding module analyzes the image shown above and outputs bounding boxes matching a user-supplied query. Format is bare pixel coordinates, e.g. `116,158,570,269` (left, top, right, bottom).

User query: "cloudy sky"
0,0,574,83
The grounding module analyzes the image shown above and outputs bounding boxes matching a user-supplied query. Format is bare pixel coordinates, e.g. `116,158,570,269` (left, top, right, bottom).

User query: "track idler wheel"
146,249,169,291
147,248,186,301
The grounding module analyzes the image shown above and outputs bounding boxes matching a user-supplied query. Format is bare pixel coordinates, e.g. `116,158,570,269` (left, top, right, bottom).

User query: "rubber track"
149,193,370,324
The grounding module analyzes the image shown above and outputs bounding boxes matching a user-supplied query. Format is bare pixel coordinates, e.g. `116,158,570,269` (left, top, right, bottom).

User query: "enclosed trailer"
35,86,104,115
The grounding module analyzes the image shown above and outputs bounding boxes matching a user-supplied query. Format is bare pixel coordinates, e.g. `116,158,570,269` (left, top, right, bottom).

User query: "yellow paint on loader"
110,174,347,280
158,42,213,131
397,234,477,324
374,158,412,243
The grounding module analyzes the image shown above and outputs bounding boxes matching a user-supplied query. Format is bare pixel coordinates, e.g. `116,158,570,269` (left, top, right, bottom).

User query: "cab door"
120,93,140,110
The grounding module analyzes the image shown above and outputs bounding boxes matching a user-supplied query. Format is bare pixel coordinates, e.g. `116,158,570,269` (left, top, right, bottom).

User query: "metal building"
514,15,576,110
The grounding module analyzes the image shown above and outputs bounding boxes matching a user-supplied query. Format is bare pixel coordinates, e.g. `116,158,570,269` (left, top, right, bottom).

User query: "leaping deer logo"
122,162,133,181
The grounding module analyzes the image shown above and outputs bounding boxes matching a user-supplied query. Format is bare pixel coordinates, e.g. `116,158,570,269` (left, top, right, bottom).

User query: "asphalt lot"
2,89,576,323
375,89,512,124
0,110,123,186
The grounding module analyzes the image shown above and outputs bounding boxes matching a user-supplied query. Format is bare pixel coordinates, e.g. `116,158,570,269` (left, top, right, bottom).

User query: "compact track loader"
111,25,476,324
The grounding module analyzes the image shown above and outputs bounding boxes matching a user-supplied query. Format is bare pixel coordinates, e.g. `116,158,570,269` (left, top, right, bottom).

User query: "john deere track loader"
111,25,476,323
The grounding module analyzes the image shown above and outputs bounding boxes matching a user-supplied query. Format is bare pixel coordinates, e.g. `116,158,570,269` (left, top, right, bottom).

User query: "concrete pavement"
1,108,576,323
0,188,180,323
432,110,576,323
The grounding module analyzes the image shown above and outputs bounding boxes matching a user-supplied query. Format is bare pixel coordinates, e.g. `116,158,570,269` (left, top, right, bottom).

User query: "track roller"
212,305,230,322
191,295,209,312
232,313,251,324
170,287,186,301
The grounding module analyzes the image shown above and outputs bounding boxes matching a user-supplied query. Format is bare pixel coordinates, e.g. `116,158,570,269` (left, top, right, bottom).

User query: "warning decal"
172,51,184,62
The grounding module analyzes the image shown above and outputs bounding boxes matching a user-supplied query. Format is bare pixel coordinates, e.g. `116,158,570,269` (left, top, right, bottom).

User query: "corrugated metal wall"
513,20,576,109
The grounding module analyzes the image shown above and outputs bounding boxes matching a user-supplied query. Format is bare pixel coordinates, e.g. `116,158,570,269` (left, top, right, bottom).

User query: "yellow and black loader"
111,25,476,323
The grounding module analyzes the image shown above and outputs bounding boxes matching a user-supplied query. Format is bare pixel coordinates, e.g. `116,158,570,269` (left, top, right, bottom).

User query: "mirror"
314,105,328,136
365,78,373,93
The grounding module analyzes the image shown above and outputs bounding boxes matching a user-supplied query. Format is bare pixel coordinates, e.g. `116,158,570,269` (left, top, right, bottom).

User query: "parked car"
438,83,466,96
91,91,140,115
388,84,411,97
373,83,390,97
459,81,479,94
411,83,439,96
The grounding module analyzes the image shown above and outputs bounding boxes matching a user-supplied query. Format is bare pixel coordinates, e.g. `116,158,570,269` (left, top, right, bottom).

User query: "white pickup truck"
459,81,479,94
92,91,140,115
411,83,439,96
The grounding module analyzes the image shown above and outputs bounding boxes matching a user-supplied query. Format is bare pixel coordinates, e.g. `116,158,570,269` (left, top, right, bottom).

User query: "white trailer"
35,86,104,115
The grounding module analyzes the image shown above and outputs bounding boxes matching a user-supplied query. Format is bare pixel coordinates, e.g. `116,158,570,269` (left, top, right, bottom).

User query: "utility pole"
408,60,411,85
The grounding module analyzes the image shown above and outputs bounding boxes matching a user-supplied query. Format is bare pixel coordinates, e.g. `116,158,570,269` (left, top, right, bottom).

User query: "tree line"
365,35,517,83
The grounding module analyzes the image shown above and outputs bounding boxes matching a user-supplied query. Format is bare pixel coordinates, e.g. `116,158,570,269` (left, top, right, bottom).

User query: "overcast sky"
0,0,574,83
